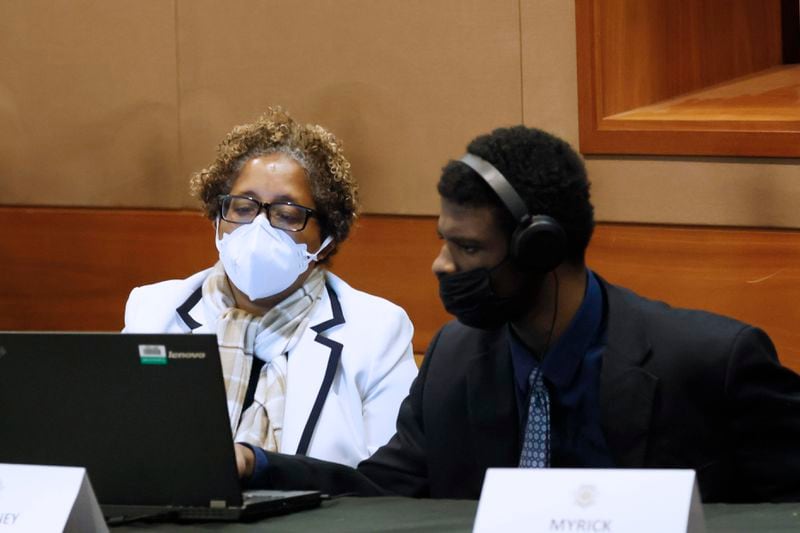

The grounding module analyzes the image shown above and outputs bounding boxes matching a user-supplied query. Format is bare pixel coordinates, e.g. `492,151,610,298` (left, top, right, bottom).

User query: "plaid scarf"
201,261,326,451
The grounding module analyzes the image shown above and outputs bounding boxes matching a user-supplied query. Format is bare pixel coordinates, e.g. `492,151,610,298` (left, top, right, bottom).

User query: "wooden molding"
576,0,800,157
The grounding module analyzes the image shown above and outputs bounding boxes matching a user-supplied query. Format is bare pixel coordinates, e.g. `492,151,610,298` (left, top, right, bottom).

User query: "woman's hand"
234,443,256,479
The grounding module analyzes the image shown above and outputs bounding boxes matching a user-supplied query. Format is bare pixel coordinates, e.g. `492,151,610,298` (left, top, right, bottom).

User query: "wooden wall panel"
591,0,783,116
0,207,216,332
1,208,799,373
576,0,799,157
521,1,800,230
175,0,522,216
0,0,182,206
587,224,800,373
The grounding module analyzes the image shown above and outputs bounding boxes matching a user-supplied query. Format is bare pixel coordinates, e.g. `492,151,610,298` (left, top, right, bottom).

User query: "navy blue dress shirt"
508,270,614,468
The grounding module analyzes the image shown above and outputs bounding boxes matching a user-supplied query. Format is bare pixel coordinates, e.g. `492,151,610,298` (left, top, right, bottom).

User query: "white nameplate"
0,463,108,532
473,468,704,533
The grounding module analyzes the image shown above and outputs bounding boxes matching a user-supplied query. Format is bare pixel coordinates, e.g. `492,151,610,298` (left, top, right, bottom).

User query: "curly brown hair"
190,107,359,262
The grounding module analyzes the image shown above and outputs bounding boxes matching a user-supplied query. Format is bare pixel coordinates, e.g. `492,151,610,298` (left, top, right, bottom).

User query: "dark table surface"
113,496,800,532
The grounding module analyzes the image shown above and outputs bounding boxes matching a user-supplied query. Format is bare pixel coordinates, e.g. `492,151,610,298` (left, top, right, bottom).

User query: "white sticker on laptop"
138,344,167,365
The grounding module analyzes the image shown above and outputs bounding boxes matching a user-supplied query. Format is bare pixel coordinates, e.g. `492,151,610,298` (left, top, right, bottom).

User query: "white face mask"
215,214,333,300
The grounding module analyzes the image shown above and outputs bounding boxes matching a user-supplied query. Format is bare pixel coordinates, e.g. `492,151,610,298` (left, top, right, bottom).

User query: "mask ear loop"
308,235,334,261
214,216,223,252
541,270,559,357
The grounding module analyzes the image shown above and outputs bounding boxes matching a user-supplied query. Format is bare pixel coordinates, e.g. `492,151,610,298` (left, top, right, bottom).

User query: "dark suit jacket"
263,278,800,502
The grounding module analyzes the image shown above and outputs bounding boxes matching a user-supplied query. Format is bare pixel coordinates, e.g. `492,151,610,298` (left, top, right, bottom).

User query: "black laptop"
0,332,321,523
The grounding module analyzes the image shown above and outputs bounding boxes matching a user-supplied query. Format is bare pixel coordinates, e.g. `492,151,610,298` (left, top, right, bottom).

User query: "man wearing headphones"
238,126,800,503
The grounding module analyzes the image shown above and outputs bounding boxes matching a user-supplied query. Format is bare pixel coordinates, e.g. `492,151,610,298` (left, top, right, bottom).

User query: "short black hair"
437,125,594,265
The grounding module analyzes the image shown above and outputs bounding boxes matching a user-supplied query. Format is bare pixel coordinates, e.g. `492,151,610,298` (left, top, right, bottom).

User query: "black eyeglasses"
217,194,316,232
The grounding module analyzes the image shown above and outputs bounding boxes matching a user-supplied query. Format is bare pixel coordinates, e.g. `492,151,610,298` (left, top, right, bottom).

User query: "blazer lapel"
466,328,520,471
281,283,344,455
599,280,658,467
175,286,216,333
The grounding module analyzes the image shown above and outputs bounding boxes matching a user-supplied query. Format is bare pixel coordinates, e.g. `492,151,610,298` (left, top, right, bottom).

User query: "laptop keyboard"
243,490,316,504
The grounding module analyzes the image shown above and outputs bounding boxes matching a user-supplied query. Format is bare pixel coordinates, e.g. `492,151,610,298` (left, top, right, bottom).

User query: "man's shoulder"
601,278,758,356
599,278,781,387
605,279,750,330
427,319,504,358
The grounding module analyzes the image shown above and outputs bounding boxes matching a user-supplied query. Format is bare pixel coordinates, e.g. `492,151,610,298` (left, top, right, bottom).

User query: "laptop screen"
0,332,244,509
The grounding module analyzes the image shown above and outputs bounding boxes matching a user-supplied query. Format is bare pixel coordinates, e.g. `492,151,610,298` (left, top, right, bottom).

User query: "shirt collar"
509,270,605,391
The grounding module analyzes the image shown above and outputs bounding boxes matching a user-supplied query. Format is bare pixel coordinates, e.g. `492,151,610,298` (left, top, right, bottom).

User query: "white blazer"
123,268,418,467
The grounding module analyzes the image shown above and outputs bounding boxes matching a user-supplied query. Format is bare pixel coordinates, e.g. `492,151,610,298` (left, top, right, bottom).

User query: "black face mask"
437,260,534,330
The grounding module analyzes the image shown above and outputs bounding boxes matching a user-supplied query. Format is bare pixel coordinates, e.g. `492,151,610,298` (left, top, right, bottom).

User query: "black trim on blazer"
296,283,345,456
175,284,262,423
176,286,203,330
310,282,345,334
173,280,346,456
241,356,265,425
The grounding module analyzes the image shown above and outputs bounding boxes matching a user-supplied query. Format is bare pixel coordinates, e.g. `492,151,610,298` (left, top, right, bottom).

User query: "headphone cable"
542,270,559,357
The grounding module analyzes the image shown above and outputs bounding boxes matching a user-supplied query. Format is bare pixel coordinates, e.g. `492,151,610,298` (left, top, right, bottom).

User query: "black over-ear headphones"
459,153,566,272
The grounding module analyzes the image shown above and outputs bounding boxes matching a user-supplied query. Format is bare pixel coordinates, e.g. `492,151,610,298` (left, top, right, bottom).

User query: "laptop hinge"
209,500,227,509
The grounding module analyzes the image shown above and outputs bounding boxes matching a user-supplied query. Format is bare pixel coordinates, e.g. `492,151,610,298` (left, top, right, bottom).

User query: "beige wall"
0,0,181,206
2,0,799,228
175,0,522,214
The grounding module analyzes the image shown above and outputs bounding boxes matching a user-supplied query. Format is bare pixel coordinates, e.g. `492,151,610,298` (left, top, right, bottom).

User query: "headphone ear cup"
510,215,567,272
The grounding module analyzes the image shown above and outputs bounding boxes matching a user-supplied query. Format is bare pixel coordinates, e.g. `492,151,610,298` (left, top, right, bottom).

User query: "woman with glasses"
123,108,417,472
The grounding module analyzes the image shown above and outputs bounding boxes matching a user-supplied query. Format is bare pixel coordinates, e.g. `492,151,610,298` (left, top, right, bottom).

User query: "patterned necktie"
518,366,550,468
